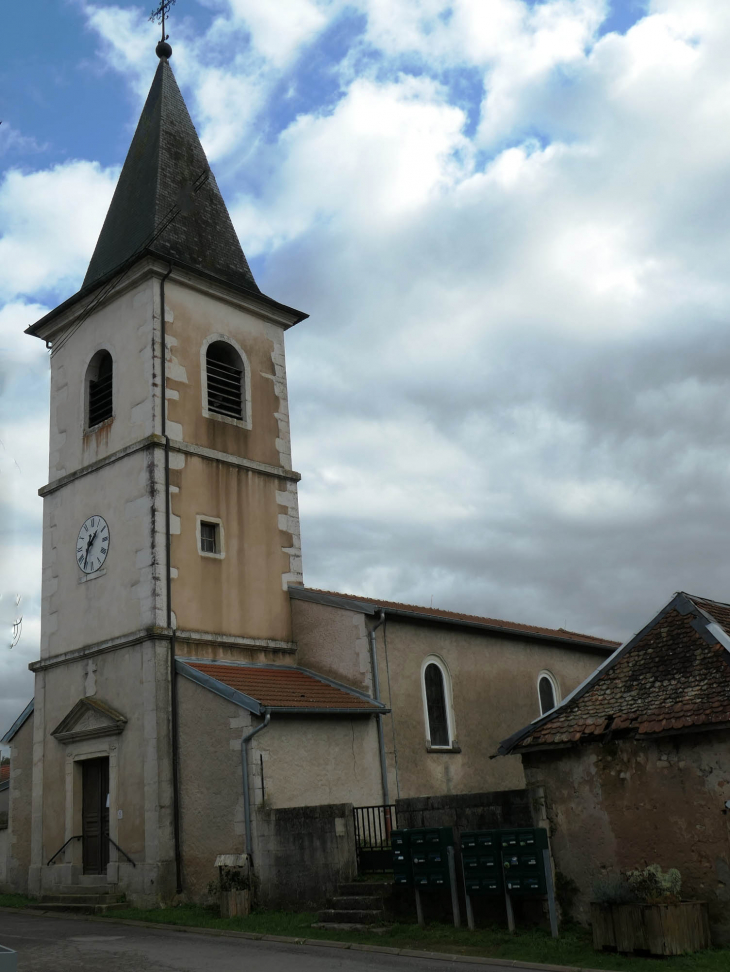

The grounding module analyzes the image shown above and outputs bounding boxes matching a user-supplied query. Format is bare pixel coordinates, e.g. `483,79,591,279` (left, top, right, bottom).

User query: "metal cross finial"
149,0,177,42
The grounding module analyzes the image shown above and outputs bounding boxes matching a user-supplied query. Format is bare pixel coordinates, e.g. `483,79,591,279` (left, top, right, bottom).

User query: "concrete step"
337,883,390,895
26,901,127,915
77,874,110,887
331,895,383,910
41,893,125,905
312,922,389,933
317,909,384,925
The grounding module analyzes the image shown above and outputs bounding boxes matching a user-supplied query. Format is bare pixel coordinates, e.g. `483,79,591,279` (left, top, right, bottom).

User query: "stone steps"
330,895,382,910
317,908,384,924
26,888,127,915
41,893,125,905
315,881,391,930
336,883,388,895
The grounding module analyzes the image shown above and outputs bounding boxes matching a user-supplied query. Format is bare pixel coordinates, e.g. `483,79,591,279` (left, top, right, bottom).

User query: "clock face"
76,515,110,574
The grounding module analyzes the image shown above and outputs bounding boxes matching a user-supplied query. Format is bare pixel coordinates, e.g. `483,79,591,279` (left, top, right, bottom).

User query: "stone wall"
6,713,33,895
395,787,543,832
254,802,356,909
522,729,730,943
291,595,611,802
0,829,6,887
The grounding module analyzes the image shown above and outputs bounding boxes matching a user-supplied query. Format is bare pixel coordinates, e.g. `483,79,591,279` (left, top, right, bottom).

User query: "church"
0,40,616,907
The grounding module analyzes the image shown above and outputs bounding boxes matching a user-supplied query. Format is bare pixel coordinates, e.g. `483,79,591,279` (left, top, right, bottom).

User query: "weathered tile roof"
498,592,730,755
0,763,9,784
291,587,618,652
182,661,384,713
84,56,258,294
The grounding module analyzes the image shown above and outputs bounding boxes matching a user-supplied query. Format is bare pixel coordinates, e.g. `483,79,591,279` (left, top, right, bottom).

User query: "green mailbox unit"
391,827,454,891
460,830,502,896
499,828,549,896
391,829,411,887
410,827,453,891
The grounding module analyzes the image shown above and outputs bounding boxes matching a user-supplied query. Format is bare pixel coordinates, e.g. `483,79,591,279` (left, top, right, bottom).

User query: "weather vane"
149,0,176,42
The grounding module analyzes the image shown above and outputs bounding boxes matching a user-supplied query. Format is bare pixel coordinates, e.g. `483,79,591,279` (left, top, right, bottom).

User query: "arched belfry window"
422,657,454,749
538,671,560,715
86,350,113,428
206,341,244,420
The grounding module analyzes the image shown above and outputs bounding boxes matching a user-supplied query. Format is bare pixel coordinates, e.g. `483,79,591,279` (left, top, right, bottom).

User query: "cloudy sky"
2,0,730,735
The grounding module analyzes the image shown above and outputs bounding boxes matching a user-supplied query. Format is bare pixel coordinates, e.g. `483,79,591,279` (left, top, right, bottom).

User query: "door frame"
82,756,110,874
63,743,120,874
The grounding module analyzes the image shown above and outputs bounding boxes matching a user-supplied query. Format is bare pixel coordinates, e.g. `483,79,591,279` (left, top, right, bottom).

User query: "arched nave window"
538,671,560,715
421,657,455,749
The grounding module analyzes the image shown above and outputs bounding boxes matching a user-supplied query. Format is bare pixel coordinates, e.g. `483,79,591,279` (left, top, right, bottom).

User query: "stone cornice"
27,256,307,346
30,627,297,672
39,434,300,497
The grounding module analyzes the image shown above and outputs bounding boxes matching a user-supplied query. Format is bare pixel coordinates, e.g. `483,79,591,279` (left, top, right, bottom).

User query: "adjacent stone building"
0,42,615,908
498,591,730,943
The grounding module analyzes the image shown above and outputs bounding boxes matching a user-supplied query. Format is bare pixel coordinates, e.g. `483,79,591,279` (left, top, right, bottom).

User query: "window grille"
424,662,450,747
538,675,557,715
206,342,243,420
200,522,218,554
87,351,113,427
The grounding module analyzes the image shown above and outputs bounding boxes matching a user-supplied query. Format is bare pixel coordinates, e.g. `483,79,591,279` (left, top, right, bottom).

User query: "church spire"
83,42,258,294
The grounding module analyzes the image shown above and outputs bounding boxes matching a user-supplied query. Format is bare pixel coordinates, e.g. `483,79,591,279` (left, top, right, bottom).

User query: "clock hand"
83,530,98,569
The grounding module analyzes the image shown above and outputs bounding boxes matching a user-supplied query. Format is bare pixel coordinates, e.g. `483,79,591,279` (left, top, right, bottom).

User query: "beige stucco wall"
28,254,306,901
47,278,157,481
170,457,294,642
41,447,163,658
177,674,247,898
27,639,175,904
291,598,609,800
5,713,33,894
164,277,302,642
177,674,382,899
522,732,730,942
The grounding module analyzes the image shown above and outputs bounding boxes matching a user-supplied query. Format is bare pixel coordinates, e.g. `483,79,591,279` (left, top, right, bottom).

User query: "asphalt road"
0,910,530,972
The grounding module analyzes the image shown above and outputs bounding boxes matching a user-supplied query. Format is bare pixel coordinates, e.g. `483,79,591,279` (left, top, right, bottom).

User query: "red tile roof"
0,763,9,784
297,588,619,650
186,662,380,711
499,592,730,754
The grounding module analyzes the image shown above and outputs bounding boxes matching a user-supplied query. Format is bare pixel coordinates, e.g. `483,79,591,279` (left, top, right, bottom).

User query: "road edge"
0,905,615,972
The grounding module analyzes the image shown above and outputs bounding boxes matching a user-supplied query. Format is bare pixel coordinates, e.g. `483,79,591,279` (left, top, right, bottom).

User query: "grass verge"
2,895,730,971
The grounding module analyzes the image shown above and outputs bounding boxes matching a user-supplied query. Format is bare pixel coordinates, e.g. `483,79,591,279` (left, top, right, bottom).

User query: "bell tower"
23,40,306,902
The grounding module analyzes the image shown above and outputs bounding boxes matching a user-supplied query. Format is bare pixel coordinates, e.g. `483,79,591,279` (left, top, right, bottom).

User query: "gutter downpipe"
242,711,271,866
159,264,183,895
369,609,390,806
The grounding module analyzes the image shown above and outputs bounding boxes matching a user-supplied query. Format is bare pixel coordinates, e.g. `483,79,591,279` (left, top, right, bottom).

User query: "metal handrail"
47,835,82,866
47,834,136,867
108,836,136,867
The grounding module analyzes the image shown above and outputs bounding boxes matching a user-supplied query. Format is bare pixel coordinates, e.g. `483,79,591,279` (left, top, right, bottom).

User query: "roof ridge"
497,591,730,756
302,587,619,646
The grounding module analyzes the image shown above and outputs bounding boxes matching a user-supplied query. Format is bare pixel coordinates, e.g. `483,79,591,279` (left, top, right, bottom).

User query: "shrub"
626,864,681,904
592,874,637,905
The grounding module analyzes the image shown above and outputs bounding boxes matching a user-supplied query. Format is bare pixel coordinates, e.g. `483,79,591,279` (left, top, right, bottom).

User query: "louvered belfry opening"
207,341,243,420
87,350,113,428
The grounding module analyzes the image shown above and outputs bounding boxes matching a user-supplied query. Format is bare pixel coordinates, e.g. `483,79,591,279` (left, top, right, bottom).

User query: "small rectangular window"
200,521,218,554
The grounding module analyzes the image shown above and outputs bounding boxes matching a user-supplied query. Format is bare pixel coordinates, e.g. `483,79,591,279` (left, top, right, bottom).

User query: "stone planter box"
220,889,251,918
591,901,711,955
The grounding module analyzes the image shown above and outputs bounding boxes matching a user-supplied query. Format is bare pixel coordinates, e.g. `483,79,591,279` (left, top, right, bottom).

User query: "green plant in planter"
626,864,681,904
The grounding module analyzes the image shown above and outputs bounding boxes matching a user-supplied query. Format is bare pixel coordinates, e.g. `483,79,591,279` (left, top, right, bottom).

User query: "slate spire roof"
497,592,730,756
83,52,258,293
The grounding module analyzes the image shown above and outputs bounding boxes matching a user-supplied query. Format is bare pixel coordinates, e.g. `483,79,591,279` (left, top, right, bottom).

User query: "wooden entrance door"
82,757,109,874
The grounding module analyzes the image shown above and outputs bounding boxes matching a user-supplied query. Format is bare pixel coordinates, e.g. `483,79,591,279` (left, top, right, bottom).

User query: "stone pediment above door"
51,698,127,744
